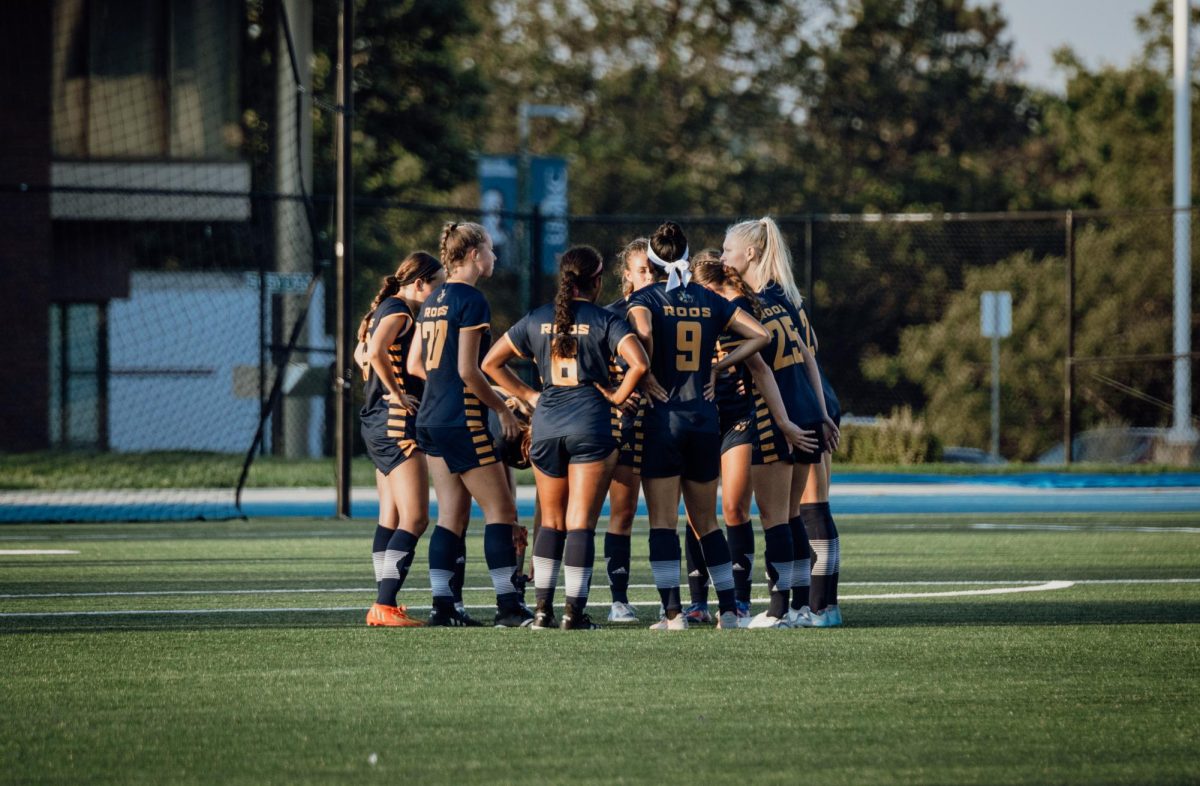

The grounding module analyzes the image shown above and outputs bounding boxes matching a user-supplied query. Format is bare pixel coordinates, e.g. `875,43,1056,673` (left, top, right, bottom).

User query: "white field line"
968,523,1200,534
0,550,79,555
3,578,1199,601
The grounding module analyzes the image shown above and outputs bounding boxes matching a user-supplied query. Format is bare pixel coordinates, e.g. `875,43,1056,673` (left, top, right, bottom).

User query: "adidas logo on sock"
455,556,466,564
732,564,747,571
610,567,628,575
688,570,703,577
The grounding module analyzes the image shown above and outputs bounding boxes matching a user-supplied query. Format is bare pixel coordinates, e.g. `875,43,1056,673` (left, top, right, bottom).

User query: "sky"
990,0,1150,92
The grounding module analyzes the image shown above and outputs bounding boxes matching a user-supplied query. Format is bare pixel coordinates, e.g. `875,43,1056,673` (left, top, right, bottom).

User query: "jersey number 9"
675,321,701,371
422,319,448,369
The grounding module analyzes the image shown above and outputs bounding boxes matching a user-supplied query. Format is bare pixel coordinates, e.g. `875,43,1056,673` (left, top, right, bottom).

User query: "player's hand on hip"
783,420,819,453
822,416,840,452
642,373,669,404
499,408,521,441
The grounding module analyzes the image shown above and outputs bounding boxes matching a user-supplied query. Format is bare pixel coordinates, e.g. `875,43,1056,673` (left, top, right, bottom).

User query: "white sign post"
981,291,1013,460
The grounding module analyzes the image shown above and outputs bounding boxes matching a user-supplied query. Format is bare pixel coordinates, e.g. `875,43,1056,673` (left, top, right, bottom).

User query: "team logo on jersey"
437,288,447,303
675,290,694,304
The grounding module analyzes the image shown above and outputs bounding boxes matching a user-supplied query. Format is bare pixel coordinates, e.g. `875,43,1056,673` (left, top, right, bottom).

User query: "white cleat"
649,613,688,630
809,607,841,627
746,611,791,629
786,606,814,628
607,601,639,623
716,610,741,630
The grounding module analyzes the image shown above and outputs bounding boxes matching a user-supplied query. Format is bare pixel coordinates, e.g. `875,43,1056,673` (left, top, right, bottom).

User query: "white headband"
646,244,691,291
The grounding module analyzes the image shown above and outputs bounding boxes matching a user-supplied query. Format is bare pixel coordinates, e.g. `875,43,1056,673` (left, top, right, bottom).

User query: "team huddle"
356,218,842,630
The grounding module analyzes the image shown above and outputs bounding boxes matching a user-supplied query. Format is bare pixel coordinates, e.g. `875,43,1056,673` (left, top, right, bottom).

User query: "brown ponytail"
691,262,761,319
357,251,442,342
440,221,488,273
358,274,402,342
552,245,603,359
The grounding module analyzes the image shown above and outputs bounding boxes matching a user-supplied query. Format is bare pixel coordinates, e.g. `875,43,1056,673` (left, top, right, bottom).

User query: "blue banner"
478,155,518,269
531,156,568,273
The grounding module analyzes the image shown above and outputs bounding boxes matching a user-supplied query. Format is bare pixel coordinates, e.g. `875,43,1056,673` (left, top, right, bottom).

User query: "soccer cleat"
746,611,791,629
716,610,741,630
454,602,485,627
683,602,713,625
367,603,424,627
607,601,639,623
560,604,601,631
786,606,814,628
530,601,557,630
427,603,474,628
494,604,535,628
649,612,688,631
809,607,841,628
828,605,843,626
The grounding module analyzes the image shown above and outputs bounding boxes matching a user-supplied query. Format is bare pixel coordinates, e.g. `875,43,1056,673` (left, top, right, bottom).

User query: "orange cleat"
366,603,424,627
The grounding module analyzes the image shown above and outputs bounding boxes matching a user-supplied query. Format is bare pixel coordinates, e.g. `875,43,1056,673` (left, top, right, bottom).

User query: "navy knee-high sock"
604,532,632,604
762,522,794,618
804,502,841,611
371,525,392,586
376,529,418,607
698,529,737,615
484,523,521,610
648,529,681,615
725,521,754,604
450,532,467,605
532,528,566,607
684,526,710,607
428,526,458,609
789,513,813,610
563,529,596,613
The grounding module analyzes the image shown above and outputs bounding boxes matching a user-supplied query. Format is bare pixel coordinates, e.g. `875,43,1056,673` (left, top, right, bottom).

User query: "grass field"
2,512,1199,784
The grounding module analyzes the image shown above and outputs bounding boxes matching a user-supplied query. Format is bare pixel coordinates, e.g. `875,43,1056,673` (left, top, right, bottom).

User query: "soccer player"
483,246,649,630
627,221,810,630
721,217,839,628
601,238,660,623
408,221,532,628
795,299,845,626
358,251,445,627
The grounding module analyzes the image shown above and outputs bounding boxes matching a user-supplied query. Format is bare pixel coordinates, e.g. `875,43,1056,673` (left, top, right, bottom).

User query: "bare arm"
627,306,667,403
598,334,649,407
715,309,770,373
744,352,818,453
406,325,426,380
366,314,414,410
482,333,540,409
797,339,839,451
459,328,520,439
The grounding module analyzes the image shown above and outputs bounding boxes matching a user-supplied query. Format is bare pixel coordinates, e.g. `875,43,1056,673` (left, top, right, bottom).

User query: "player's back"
756,282,823,425
415,282,490,428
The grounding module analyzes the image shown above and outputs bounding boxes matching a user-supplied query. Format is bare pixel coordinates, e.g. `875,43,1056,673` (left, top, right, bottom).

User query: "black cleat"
560,604,601,631
427,603,474,627
530,600,557,630
456,605,485,627
494,604,535,628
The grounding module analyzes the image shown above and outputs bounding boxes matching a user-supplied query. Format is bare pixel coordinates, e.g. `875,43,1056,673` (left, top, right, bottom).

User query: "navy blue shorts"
752,416,826,466
615,404,644,472
360,402,417,475
416,423,498,475
530,433,618,478
720,415,754,455
639,408,721,483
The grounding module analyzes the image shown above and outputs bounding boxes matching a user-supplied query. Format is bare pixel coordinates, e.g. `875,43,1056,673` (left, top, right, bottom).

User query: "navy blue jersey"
505,300,635,441
756,282,824,424
415,282,492,428
361,297,423,412
604,296,633,384
627,282,740,431
712,294,756,425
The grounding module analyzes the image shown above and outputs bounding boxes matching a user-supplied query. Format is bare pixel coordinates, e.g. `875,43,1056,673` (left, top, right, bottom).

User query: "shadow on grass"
3,599,1199,636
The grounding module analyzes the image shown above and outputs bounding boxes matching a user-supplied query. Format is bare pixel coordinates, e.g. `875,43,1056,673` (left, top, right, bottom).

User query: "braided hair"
552,245,604,359
439,221,488,274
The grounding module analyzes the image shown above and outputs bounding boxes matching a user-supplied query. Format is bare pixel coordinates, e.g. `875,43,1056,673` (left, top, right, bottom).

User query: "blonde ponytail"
726,216,802,308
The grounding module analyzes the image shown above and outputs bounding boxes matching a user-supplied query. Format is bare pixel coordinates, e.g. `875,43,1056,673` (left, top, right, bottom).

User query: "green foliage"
838,407,941,464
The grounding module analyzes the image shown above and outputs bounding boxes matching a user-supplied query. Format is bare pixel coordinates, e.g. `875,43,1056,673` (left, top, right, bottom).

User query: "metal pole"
334,0,354,518
804,217,814,305
1172,0,1196,444
991,333,1000,460
1064,210,1075,464
517,102,531,316
530,203,543,309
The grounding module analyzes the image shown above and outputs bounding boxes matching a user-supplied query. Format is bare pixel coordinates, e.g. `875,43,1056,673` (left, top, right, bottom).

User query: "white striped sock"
811,539,837,576
563,566,593,600
532,557,561,591
830,537,841,573
707,561,735,592
372,551,385,583
650,560,680,589
770,560,793,591
791,558,811,589
380,549,410,581
489,566,518,596
429,568,454,599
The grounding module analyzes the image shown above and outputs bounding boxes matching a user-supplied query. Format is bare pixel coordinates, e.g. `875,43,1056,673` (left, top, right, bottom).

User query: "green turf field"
2,513,1198,785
